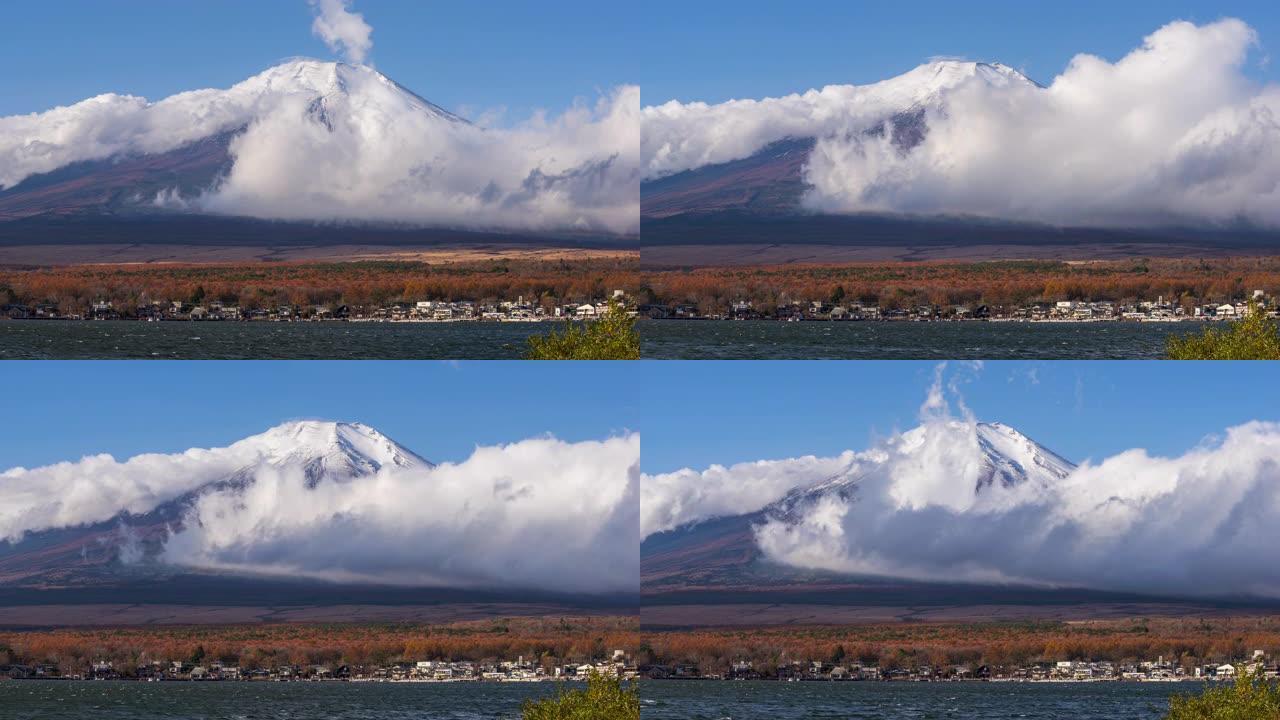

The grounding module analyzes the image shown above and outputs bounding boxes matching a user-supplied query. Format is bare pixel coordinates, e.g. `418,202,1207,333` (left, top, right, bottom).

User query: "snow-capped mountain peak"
911,60,1035,90
234,59,465,124
866,59,1041,111
231,420,431,482
974,421,1075,489
764,420,1075,522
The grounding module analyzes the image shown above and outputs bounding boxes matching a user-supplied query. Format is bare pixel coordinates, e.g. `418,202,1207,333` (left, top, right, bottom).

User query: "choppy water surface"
0,318,1214,359
0,321,552,360
641,320,1211,359
0,681,565,720
643,680,1196,720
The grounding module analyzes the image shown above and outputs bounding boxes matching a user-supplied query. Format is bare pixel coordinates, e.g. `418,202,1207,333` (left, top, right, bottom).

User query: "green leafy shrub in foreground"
525,299,640,360
1166,667,1280,720
1167,301,1280,359
521,671,640,720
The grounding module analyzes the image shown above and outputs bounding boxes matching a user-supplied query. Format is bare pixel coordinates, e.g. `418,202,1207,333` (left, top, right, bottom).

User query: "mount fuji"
0,60,638,249
0,421,428,589
641,61,1039,220
0,421,639,622
639,59,1279,255
1,61,447,221
643,421,1069,588
640,420,1263,621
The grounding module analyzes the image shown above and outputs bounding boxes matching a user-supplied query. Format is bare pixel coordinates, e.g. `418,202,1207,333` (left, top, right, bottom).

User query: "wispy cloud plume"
309,0,373,64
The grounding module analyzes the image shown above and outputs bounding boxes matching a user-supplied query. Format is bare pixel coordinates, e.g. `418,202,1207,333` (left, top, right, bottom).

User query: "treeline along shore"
0,258,640,321
0,617,639,683
636,257,1280,322
638,618,1280,682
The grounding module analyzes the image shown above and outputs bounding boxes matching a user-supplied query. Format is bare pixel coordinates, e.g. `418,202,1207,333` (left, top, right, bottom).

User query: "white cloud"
649,369,1280,599
0,444,261,543
309,0,373,65
0,63,639,234
755,419,1280,598
643,19,1280,229
0,431,639,594
641,451,869,539
161,435,639,594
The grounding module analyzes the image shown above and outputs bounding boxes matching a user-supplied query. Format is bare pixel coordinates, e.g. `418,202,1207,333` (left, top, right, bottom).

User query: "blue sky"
6,361,1277,478
1,362,637,469
0,0,635,121
637,361,1280,473
638,0,1280,104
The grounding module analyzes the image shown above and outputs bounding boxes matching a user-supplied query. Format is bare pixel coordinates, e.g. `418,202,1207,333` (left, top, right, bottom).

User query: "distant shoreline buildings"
643,651,1279,684
2,291,634,324
640,291,1276,324
2,652,638,684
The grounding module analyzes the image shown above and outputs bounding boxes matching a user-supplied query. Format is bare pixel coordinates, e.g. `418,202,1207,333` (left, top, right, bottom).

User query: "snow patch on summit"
235,420,430,482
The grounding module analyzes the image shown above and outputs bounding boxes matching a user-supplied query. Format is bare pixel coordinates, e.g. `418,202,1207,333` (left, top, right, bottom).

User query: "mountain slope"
0,59,640,239
642,420,1280,621
0,132,236,221
0,421,427,588
641,60,1040,219
0,60,463,222
642,421,1077,594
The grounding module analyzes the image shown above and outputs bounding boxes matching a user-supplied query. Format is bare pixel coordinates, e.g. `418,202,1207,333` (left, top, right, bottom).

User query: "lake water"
642,680,1198,720
0,680,566,720
0,677,1206,719
641,320,1211,359
0,321,553,360
0,318,1216,360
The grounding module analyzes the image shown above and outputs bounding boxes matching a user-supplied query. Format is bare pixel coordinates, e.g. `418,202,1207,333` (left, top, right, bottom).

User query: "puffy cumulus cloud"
159,435,639,594
641,77,927,179
0,444,270,544
756,419,1280,598
201,77,640,234
641,451,869,539
0,89,251,189
645,19,1280,229
310,0,373,65
639,362,985,541
641,60,1036,179
651,366,1280,598
0,62,639,234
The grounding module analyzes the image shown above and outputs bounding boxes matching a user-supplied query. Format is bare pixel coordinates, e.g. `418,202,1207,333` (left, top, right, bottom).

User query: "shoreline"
641,317,1221,324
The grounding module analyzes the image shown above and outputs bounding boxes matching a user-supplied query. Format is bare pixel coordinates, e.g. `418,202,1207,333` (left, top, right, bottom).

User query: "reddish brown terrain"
633,256,1280,313
640,616,1280,673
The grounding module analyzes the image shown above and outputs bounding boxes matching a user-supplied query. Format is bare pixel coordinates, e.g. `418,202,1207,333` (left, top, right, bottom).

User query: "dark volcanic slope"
0,214,635,250
641,137,814,218
639,111,930,220
0,133,236,221
640,211,1280,253
0,134,636,251
0,575,636,614
639,130,1280,252
642,514,763,589
640,515,1279,613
